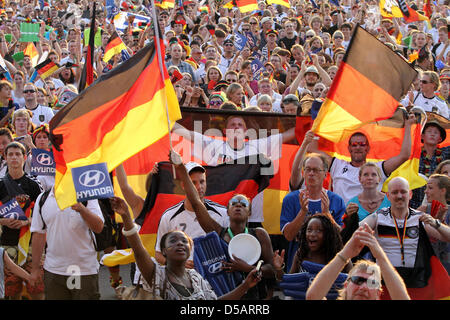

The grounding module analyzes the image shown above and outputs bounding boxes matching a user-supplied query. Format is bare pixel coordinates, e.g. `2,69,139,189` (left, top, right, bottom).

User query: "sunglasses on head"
350,141,368,147
209,100,222,106
349,276,380,288
229,197,250,208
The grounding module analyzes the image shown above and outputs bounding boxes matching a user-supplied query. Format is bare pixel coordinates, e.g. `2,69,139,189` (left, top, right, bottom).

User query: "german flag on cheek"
312,26,417,143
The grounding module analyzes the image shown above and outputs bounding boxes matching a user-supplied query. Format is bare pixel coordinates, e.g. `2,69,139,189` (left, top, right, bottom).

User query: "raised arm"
110,196,155,286
356,225,410,300
306,226,366,300
289,130,315,190
170,150,222,234
172,122,195,142
383,113,415,176
114,163,145,217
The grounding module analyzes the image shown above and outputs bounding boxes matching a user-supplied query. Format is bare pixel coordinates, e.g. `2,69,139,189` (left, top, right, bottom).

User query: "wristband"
122,223,139,237
337,252,349,264
434,219,441,230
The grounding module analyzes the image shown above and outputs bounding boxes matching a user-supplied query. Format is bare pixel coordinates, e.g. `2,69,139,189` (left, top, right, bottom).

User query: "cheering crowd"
0,0,449,301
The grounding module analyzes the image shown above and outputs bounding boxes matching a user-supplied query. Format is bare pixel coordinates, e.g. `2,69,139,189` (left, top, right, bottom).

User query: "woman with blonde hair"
417,174,450,273
11,109,34,138
257,94,273,112
12,71,26,108
202,66,223,96
226,83,247,110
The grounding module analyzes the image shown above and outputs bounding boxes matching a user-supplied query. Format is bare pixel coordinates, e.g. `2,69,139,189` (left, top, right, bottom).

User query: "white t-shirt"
249,92,283,113
401,92,449,119
30,189,104,276
155,199,229,259
191,131,283,223
191,131,283,166
329,158,387,205
22,105,54,127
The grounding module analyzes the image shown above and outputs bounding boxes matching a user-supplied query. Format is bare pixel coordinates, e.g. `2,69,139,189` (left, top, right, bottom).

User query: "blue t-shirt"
346,195,391,222
280,189,345,271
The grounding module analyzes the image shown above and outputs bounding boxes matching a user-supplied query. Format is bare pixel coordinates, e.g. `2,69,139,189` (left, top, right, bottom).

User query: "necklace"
166,268,193,296
227,227,248,239
391,211,409,266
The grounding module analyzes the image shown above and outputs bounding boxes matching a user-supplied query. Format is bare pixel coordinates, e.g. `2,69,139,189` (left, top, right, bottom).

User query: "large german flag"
312,26,417,143
298,107,426,191
102,156,272,266
49,39,181,210
103,31,128,63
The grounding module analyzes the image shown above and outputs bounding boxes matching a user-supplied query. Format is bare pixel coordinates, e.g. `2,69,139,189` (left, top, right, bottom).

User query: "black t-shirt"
322,25,338,36
279,36,302,52
0,174,42,246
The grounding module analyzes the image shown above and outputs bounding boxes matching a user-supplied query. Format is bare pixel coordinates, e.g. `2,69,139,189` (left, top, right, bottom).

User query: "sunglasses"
334,36,343,40
250,22,258,25
242,29,250,32
229,197,250,208
420,80,430,84
23,89,36,93
350,141,368,147
349,276,380,288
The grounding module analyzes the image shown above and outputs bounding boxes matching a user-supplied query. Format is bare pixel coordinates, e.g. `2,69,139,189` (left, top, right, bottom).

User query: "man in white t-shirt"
173,114,296,224
298,114,416,204
30,188,104,300
249,78,283,112
22,83,54,127
155,162,229,267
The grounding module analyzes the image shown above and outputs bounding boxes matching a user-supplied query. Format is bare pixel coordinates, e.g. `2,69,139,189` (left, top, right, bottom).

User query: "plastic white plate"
228,233,261,266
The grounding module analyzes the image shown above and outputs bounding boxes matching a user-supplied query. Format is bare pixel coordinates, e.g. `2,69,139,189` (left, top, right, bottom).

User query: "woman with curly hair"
289,214,351,274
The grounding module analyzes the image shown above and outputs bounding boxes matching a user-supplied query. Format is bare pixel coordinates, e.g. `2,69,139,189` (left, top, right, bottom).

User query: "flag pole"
150,0,177,177
150,0,174,152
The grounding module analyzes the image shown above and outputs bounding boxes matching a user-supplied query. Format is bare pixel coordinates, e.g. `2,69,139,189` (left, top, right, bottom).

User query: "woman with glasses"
169,150,276,299
331,30,344,53
306,224,410,300
207,92,225,109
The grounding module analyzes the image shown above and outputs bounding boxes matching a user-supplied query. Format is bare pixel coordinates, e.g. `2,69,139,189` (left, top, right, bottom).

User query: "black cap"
423,120,446,142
